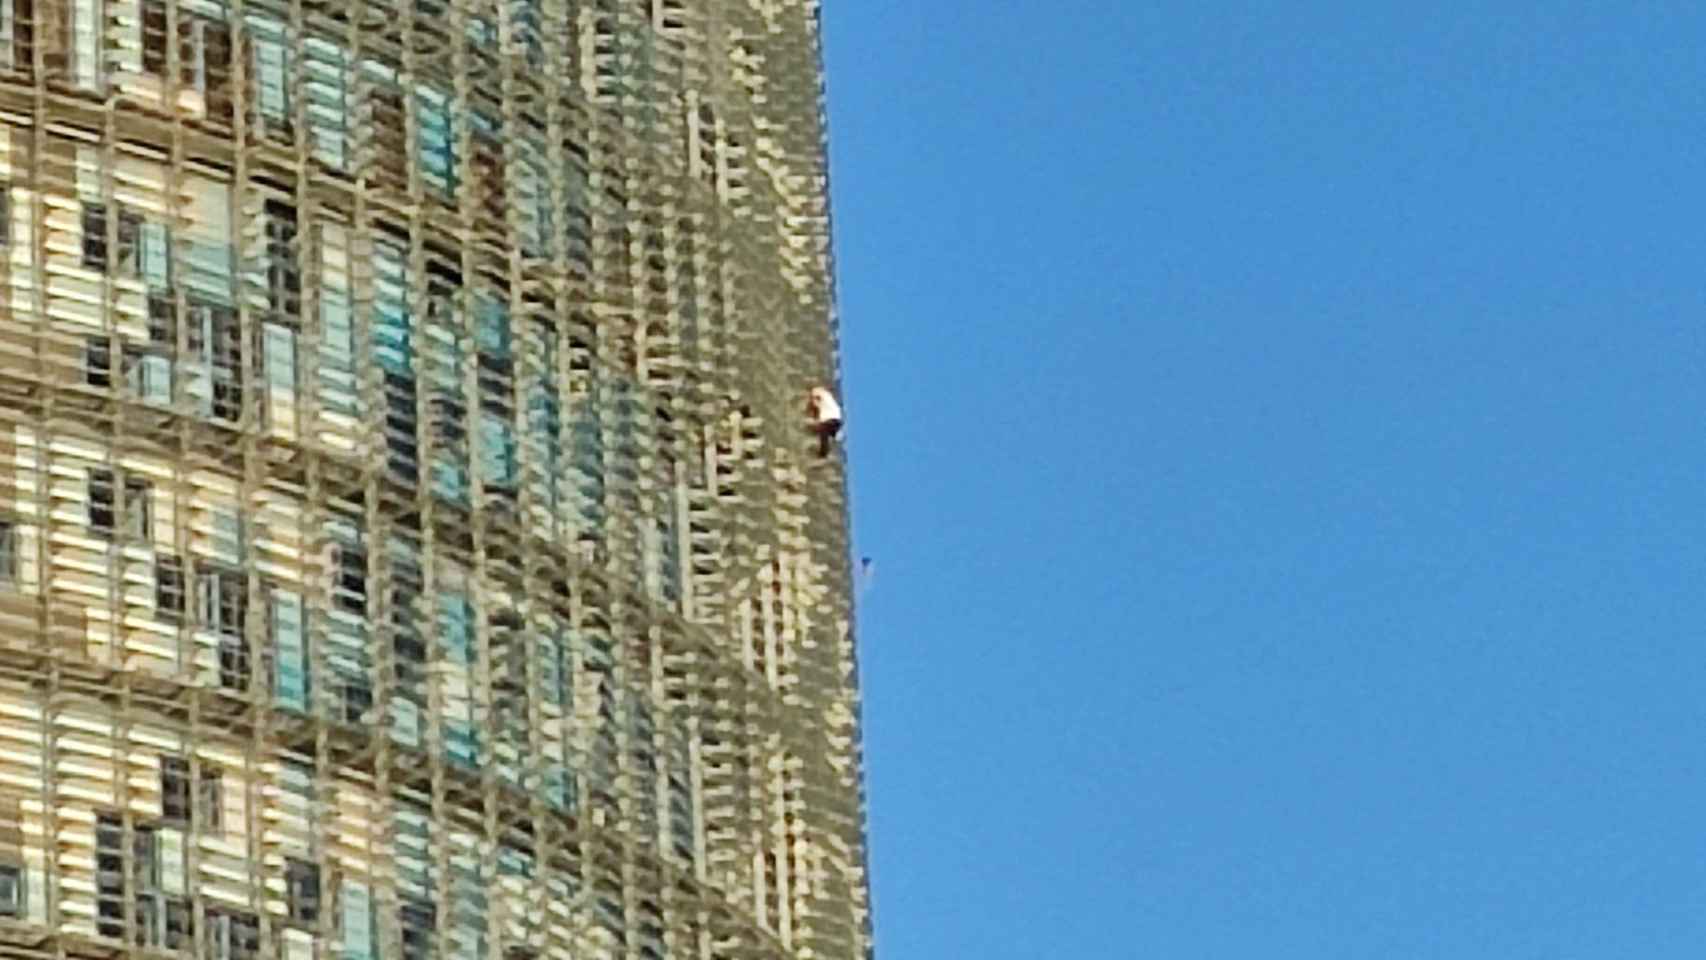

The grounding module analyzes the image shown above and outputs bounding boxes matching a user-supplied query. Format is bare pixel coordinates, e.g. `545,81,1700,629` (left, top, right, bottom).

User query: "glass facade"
0,0,868,959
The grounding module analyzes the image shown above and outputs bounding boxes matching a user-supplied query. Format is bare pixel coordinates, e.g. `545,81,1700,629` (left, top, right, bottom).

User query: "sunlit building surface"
0,1,869,959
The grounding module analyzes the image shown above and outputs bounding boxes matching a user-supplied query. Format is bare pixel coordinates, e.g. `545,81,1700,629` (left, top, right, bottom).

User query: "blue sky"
822,3,1706,957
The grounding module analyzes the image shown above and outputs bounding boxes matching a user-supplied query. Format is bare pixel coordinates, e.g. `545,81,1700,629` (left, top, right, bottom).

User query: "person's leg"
818,425,831,457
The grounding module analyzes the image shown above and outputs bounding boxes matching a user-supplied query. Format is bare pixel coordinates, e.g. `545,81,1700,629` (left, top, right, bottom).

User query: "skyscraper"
0,2,869,960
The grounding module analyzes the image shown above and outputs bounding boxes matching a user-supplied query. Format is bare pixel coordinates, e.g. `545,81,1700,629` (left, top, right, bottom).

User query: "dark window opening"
140,2,234,122
384,371,419,483
147,294,176,344
399,900,435,960
163,897,193,950
196,565,247,688
86,336,112,388
332,541,365,614
205,909,259,960
369,86,408,187
429,395,466,446
284,859,319,924
7,0,33,77
189,302,242,422
88,469,115,535
0,863,22,917
198,19,236,124
81,203,107,269
95,814,124,938
339,679,371,724
217,638,249,690
161,756,190,825
263,199,299,321
0,520,18,586
394,631,426,665
156,555,184,619
140,0,169,77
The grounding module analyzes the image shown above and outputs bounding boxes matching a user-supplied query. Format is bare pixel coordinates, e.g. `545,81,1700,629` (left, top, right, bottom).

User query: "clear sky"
821,3,1706,957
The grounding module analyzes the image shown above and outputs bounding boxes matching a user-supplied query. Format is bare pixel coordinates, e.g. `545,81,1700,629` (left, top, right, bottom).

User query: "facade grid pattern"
0,2,870,960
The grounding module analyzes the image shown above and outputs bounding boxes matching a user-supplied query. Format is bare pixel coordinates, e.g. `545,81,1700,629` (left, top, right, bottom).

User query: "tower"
0,2,870,960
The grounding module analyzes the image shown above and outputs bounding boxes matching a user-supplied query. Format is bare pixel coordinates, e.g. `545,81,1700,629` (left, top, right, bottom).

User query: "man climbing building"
808,387,843,458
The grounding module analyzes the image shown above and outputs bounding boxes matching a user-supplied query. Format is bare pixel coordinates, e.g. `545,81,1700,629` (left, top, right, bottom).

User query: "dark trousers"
816,419,842,457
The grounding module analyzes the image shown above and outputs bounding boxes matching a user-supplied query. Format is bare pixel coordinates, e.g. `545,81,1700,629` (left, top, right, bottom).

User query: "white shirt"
810,388,842,423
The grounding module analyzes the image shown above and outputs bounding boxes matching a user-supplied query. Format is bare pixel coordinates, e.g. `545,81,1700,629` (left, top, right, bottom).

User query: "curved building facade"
0,2,869,960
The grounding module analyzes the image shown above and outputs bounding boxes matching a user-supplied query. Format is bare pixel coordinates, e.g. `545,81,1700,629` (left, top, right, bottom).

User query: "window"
217,641,248,691
96,814,124,938
2,0,34,77
384,372,418,483
140,0,170,79
151,833,188,934
198,18,237,123
156,555,184,620
285,859,319,924
318,222,357,416
470,110,504,220
390,538,424,664
262,323,295,393
668,769,694,863
131,825,161,945
325,516,371,724
114,208,142,276
262,200,298,320
341,879,374,960
188,301,242,422
0,520,17,586
147,294,176,345
198,768,222,831
210,508,243,564
475,295,516,496
134,826,159,887
509,0,543,68
515,142,551,257
68,0,98,88
437,593,473,665
81,202,107,269
479,412,517,494
415,86,457,197
399,901,434,960
302,39,348,169
205,909,259,960
139,2,232,118
125,347,172,405
271,590,308,711
339,678,371,724
196,564,247,687
85,336,112,388
88,469,115,535
161,756,190,825
251,21,290,133
196,566,247,641
365,72,407,187
332,540,365,614
475,295,512,381
139,221,170,287
373,234,417,481
163,897,193,950
122,475,151,540
0,864,22,917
